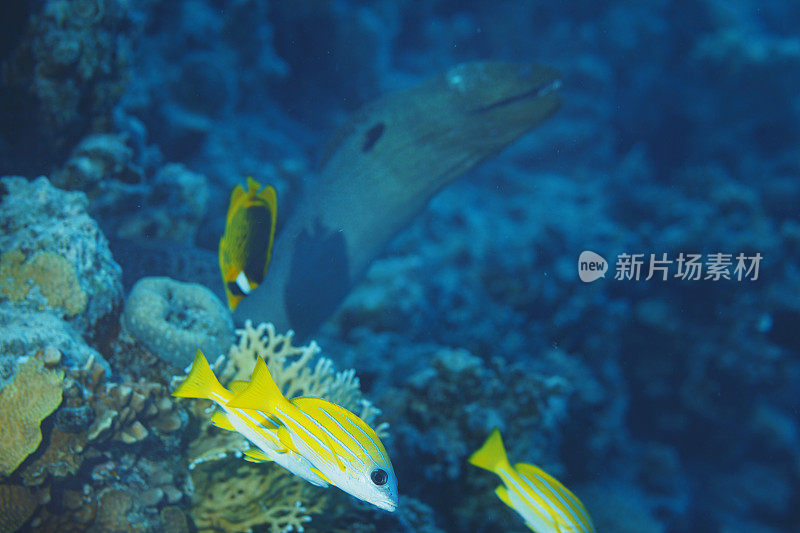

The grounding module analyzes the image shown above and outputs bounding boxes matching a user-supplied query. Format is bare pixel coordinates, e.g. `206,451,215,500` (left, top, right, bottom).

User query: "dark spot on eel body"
362,123,385,152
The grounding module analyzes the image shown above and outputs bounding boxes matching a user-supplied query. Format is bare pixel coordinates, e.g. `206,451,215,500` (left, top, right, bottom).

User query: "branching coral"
0,356,64,477
220,321,385,432
190,457,323,533
122,277,234,369
181,321,387,532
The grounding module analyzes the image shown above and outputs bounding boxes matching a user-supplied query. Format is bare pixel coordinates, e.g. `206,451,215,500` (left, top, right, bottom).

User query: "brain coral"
0,176,123,341
122,277,234,369
0,356,64,477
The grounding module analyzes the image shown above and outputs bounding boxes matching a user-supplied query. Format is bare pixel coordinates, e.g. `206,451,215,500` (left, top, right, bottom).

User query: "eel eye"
370,468,388,486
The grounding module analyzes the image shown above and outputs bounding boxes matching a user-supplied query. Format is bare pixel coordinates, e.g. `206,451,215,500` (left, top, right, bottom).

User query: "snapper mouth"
379,499,398,512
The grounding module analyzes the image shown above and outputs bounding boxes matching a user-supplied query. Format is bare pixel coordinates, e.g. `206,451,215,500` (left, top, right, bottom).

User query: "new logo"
578,251,608,282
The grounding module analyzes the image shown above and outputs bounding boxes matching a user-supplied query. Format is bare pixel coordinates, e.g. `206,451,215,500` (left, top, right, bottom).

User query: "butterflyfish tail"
226,357,287,411
172,350,229,402
468,428,510,473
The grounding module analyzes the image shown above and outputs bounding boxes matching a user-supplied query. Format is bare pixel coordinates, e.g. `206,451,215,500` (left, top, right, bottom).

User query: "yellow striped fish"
226,356,399,511
172,350,328,487
469,429,595,533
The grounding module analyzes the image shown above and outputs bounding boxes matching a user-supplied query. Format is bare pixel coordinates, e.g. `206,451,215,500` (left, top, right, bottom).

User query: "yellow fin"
210,411,235,431
226,183,247,225
228,380,248,394
495,485,513,509
219,177,278,311
311,467,333,485
468,428,510,473
226,357,286,410
172,350,229,402
243,448,272,463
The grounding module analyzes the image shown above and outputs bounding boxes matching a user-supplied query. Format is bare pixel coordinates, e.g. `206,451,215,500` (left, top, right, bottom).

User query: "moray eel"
234,61,562,337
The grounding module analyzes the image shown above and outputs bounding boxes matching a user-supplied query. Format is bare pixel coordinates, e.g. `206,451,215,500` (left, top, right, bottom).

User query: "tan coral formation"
190,457,323,533
0,483,38,532
0,249,88,317
0,356,64,477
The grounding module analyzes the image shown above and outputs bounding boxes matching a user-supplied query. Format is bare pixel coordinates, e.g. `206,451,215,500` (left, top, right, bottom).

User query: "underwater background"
1,0,799,531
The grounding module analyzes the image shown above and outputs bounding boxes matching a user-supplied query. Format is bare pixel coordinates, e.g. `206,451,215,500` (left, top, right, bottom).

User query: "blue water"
1,1,798,532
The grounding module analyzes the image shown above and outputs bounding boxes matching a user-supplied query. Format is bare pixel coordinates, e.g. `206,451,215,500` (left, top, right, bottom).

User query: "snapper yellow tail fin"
469,428,511,474
226,357,287,411
172,350,230,403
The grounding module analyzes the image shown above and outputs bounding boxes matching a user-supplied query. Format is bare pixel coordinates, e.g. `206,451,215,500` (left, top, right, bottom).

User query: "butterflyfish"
172,350,328,487
226,356,399,512
469,428,595,533
219,176,277,310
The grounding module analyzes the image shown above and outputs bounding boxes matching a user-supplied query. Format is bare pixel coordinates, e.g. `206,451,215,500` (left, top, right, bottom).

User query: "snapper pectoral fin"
234,61,561,337
495,485,513,509
243,448,273,463
210,411,236,431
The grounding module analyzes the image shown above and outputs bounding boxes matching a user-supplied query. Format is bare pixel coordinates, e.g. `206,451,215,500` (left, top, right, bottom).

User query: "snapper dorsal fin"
468,428,511,474
226,357,287,411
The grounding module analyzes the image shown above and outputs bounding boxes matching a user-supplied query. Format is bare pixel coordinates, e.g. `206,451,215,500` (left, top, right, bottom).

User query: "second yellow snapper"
227,356,399,512
218,176,277,310
469,428,595,533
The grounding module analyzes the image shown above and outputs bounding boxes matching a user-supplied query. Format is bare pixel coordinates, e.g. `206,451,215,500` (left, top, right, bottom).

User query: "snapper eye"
370,468,388,486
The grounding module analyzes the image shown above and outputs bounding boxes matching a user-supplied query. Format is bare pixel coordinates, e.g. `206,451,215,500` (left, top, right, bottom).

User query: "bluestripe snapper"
227,356,398,511
469,428,594,533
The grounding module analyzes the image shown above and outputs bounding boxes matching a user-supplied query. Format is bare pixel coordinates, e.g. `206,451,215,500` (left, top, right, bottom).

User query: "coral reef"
115,162,209,243
0,304,109,388
189,457,322,533
122,276,233,369
53,134,212,244
0,483,38,533
0,176,123,342
12,355,192,532
0,0,133,173
0,249,87,317
0,355,64,477
375,347,574,532
1,0,799,530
